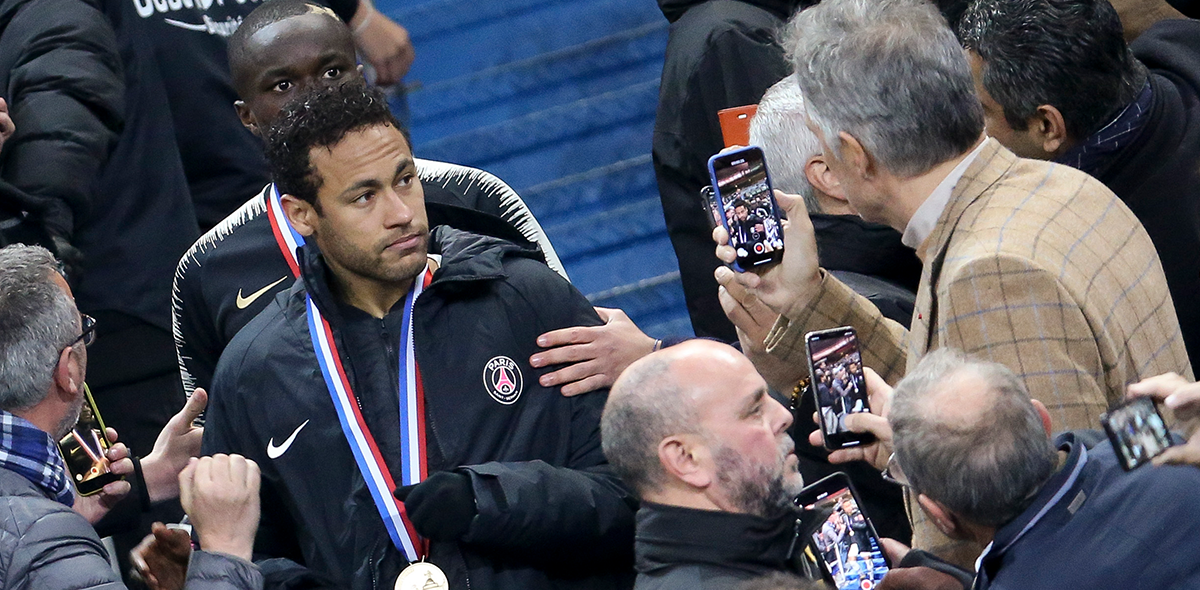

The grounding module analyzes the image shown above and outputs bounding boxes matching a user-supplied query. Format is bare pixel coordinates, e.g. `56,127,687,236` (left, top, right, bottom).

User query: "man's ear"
657,435,713,490
281,194,318,238
916,493,964,540
52,346,82,403
234,101,259,137
837,132,874,180
1031,104,1070,157
1031,399,1053,439
805,155,847,202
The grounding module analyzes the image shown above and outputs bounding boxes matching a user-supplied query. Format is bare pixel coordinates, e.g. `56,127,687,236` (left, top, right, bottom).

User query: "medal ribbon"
303,255,433,562
265,184,304,279
271,182,433,560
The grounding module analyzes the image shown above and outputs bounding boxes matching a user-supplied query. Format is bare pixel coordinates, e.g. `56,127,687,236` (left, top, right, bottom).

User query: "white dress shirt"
901,139,990,250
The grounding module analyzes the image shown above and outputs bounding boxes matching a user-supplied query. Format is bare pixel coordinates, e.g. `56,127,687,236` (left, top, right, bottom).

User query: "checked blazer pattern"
764,139,1192,563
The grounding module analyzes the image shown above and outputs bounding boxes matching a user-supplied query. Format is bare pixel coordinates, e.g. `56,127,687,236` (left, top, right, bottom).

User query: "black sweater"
1099,19,1200,371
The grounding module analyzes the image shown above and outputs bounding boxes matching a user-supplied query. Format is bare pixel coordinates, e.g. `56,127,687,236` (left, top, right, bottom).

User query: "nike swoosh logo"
236,277,288,309
266,420,309,459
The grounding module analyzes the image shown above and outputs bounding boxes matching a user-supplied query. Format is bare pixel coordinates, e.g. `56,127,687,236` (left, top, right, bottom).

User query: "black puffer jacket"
203,227,636,590
0,469,262,589
632,502,820,590
0,0,123,270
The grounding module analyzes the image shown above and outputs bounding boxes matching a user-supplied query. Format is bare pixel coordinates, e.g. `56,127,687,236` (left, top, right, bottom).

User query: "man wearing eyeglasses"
0,244,264,589
815,348,1200,590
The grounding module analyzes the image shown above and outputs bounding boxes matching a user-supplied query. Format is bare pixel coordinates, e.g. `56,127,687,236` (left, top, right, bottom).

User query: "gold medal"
394,562,448,590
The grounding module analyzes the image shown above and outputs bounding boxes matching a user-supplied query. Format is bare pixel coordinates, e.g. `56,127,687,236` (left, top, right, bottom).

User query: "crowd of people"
1,0,1200,589
811,348,867,437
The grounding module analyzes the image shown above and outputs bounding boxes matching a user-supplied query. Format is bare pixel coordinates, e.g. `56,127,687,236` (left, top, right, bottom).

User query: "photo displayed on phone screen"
804,485,888,590
709,147,784,271
1102,397,1173,471
806,327,873,449
58,386,120,496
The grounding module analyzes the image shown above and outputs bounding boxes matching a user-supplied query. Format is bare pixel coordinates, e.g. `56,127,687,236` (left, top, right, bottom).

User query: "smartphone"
708,146,785,273
1101,396,1174,471
717,104,758,148
805,327,874,450
58,384,123,496
798,473,890,590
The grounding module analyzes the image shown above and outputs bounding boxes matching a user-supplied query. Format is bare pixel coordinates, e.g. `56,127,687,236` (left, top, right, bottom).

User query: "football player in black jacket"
202,80,636,590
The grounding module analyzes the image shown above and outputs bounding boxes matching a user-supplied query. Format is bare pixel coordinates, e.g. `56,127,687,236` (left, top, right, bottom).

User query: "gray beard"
713,436,803,519
52,402,83,441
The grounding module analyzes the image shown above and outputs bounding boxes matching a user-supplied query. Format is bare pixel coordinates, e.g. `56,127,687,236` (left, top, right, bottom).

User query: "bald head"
229,0,362,137
889,349,1058,527
229,0,350,95
602,341,781,498
604,342,736,495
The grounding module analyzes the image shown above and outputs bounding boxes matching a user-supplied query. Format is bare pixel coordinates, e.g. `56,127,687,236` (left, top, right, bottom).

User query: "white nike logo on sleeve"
266,420,310,459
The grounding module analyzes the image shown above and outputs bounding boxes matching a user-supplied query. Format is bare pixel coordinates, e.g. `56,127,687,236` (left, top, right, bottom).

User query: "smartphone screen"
1101,397,1174,471
58,384,122,496
799,473,889,590
806,327,874,450
708,146,785,272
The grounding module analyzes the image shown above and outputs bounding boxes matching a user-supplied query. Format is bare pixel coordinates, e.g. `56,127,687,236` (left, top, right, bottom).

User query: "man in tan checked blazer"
715,0,1193,569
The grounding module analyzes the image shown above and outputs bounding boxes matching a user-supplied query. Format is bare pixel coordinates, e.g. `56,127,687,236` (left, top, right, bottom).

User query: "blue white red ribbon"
304,268,432,561
270,182,434,560
265,184,304,278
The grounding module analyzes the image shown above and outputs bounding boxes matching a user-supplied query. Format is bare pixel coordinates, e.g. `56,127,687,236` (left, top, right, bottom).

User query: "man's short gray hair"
749,75,822,214
0,245,78,411
889,349,1058,527
784,0,984,177
601,356,697,496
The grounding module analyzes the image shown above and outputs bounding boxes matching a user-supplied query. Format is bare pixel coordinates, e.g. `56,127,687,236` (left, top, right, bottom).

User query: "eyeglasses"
881,452,909,488
69,314,97,348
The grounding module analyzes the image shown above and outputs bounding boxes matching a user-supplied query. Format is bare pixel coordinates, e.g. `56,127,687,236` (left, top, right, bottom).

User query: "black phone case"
804,327,874,451
797,472,892,588
1100,397,1172,471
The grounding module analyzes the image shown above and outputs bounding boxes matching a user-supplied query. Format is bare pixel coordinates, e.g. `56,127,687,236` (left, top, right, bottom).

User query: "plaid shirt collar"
0,411,74,506
1056,81,1154,177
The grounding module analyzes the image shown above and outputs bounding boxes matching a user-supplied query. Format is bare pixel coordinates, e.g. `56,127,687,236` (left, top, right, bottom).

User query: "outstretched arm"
531,307,658,396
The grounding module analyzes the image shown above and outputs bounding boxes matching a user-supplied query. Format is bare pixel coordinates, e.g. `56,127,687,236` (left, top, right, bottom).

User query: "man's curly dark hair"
263,80,408,210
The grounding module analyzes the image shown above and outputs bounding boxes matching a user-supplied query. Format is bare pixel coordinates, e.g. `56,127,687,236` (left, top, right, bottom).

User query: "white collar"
901,139,989,250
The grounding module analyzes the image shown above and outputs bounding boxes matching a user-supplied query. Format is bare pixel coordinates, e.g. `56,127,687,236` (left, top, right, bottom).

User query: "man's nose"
771,397,794,433
381,188,414,227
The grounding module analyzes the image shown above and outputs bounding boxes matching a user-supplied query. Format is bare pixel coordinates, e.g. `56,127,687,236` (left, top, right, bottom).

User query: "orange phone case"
718,105,758,148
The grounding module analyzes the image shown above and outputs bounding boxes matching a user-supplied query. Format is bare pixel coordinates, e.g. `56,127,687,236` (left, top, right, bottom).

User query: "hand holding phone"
708,146,785,273
59,384,125,496
711,179,824,323
1101,396,1175,471
806,327,876,451
798,473,890,590
806,366,894,470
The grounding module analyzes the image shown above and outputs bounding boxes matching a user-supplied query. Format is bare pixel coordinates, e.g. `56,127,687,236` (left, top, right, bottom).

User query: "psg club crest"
483,356,523,405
